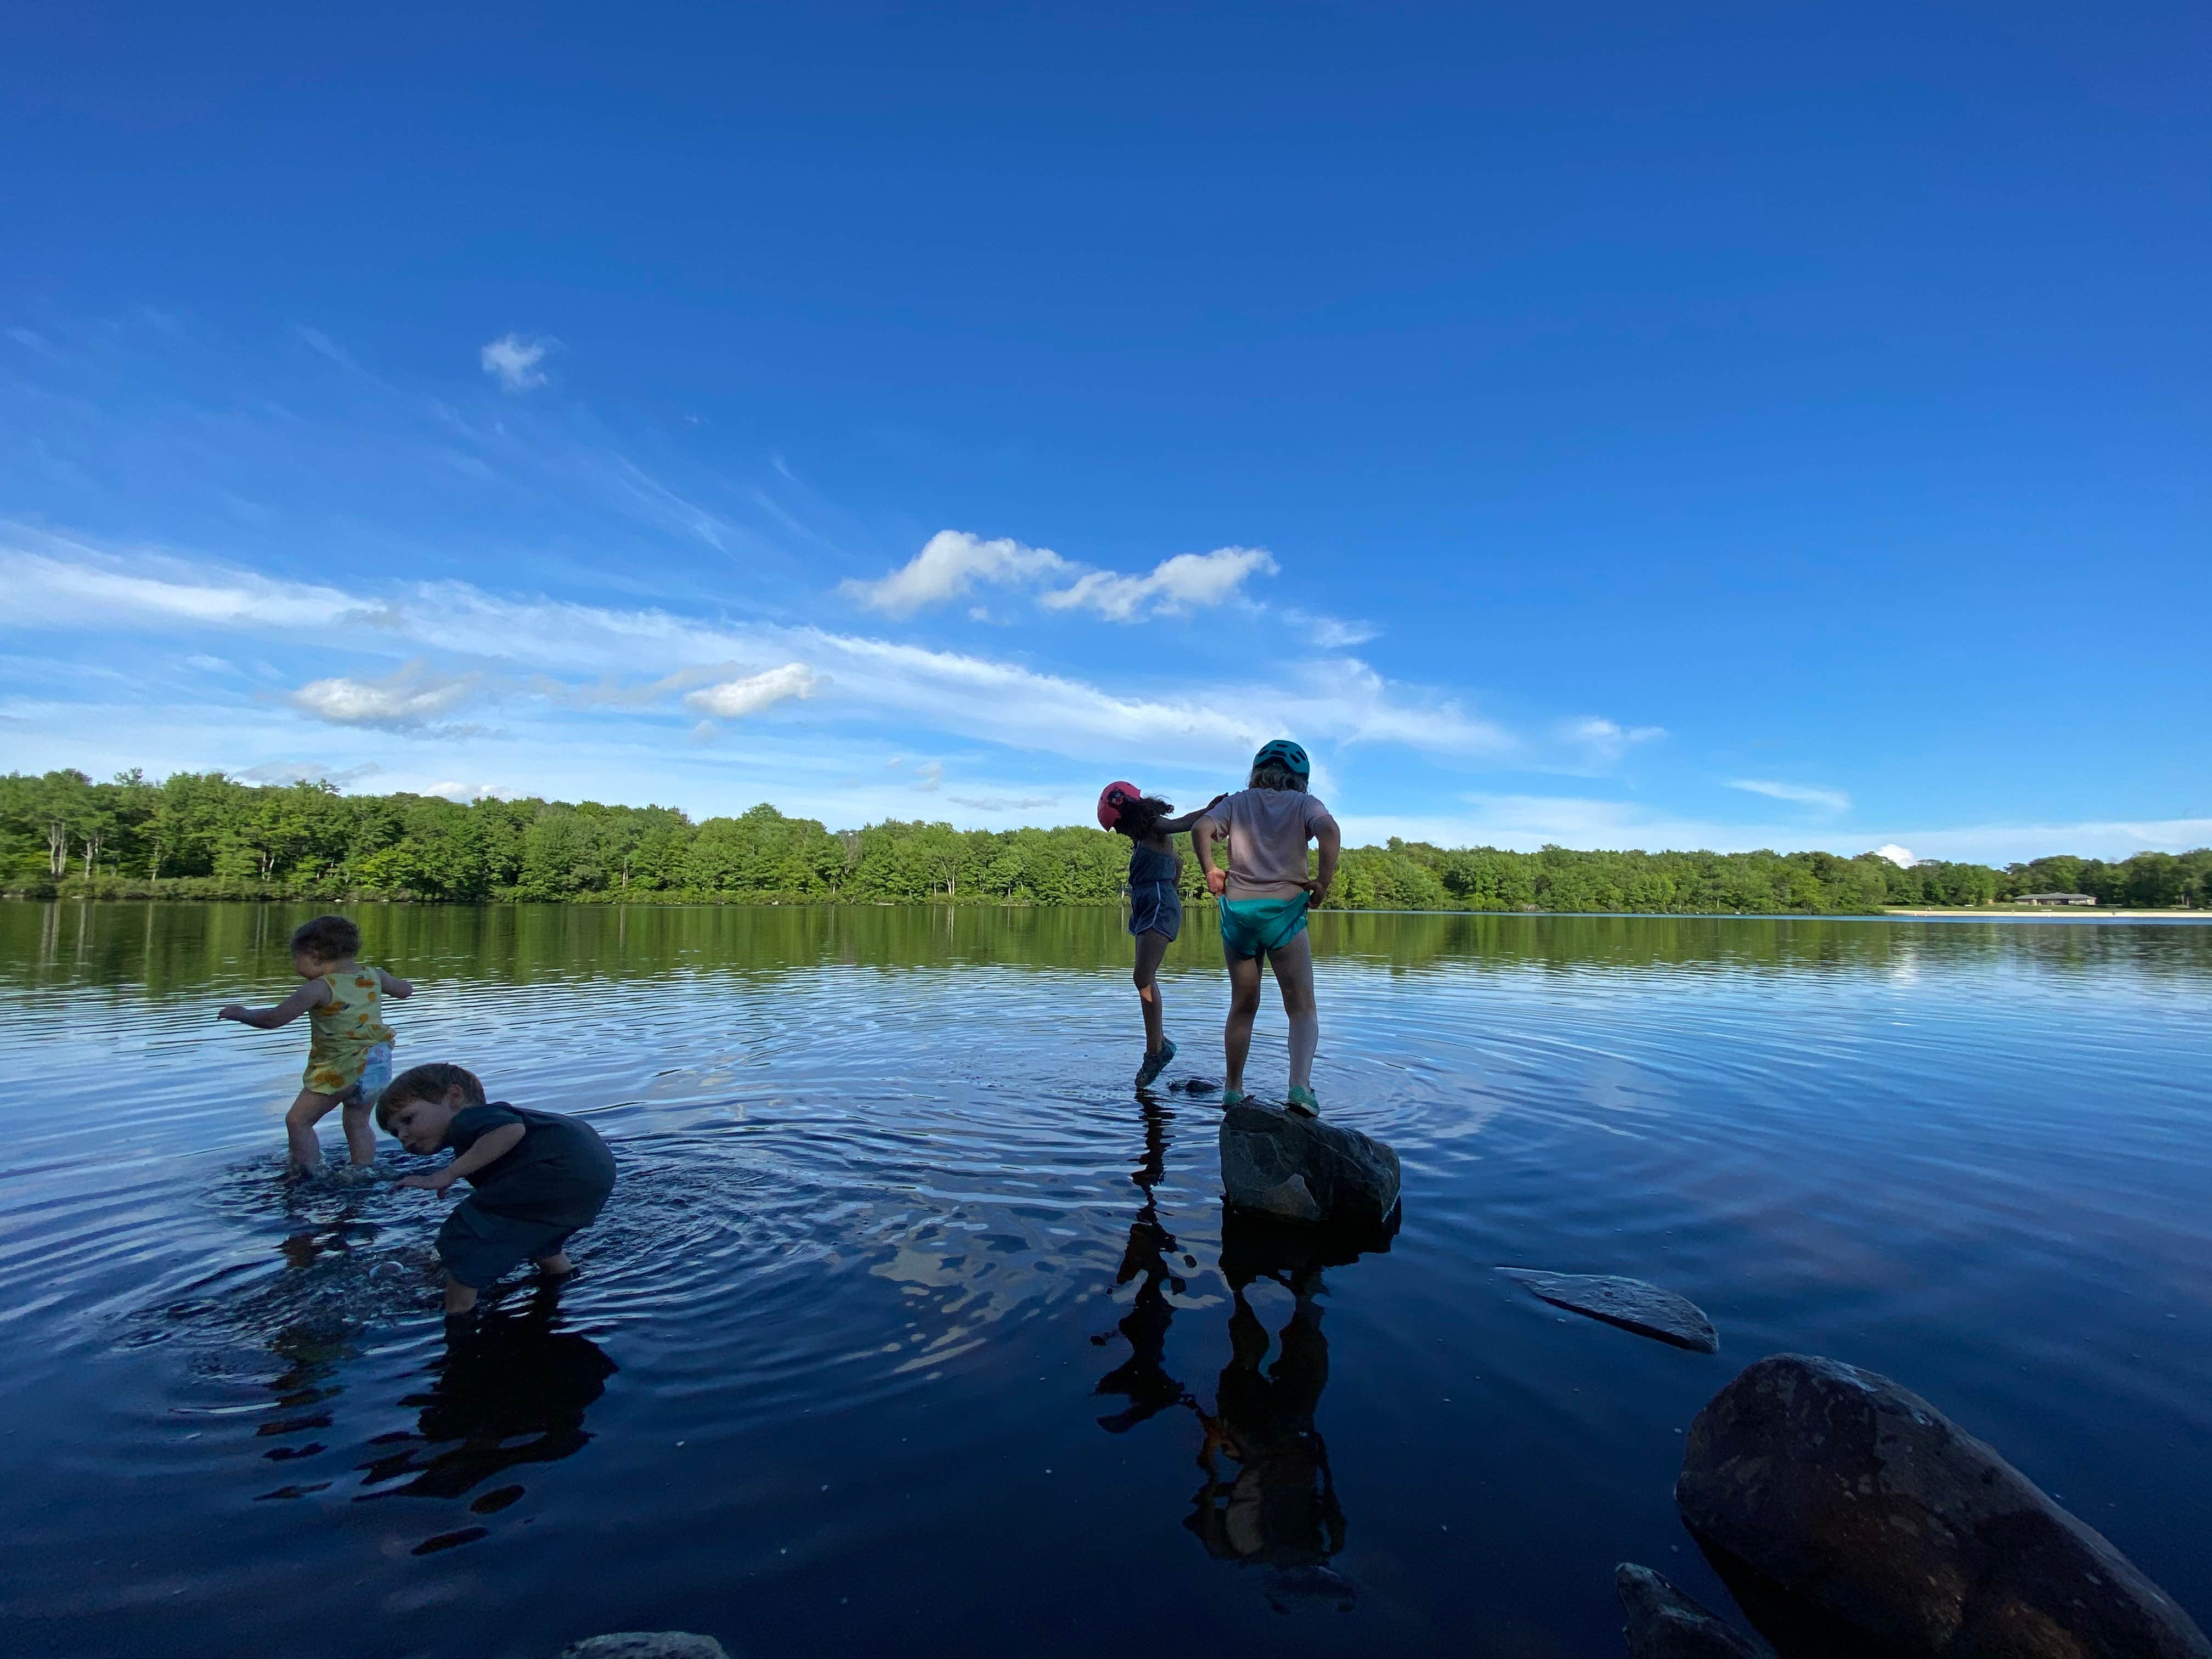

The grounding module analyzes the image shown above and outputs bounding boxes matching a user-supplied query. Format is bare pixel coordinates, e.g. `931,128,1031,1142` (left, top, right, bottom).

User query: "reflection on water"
358,1286,616,1554
1185,1211,1393,1615
2,901,2211,1658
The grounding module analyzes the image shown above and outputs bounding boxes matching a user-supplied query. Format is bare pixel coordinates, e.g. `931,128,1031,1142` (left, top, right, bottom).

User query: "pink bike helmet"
1097,781,1141,830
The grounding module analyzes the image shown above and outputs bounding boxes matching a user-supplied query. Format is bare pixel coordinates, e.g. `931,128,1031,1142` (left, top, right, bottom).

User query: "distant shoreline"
1882,905,2206,919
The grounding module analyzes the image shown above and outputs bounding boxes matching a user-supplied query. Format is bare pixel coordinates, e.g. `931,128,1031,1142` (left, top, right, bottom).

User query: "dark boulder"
1676,1353,2211,1659
1617,1564,1774,1658
1218,1102,1400,1226
1500,1269,1719,1352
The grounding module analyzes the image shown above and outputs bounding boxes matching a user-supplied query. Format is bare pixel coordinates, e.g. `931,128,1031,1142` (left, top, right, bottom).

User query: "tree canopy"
4,768,2204,912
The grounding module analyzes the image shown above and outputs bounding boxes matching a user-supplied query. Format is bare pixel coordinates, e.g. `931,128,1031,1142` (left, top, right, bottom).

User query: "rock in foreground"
1500,1269,1719,1352
1617,1564,1774,1658
1218,1102,1400,1226
1677,1353,2211,1659
560,1635,730,1659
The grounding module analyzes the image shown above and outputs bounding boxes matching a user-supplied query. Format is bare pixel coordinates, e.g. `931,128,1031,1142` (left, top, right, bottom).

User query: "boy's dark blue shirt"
445,1101,617,1225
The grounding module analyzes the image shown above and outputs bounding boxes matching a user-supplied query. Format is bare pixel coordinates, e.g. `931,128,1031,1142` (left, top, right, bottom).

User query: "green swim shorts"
1216,894,1311,961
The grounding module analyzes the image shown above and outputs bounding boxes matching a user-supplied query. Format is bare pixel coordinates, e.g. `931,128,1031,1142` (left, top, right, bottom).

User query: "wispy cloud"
232,759,383,787
839,531,1073,617
946,793,1059,812
1727,777,1851,813
285,660,488,733
1283,608,1380,648
480,333,557,393
842,531,1277,623
1562,718,1667,769
1039,545,1278,622
682,662,823,720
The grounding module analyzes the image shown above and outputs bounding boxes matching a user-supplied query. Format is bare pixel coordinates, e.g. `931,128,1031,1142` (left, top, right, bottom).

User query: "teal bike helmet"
1252,738,1310,778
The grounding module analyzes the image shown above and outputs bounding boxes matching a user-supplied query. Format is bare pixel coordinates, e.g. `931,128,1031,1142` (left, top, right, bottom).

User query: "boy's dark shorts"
437,1199,588,1290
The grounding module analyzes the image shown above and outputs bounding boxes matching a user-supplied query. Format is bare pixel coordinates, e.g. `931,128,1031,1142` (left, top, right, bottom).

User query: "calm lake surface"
2,902,2209,1658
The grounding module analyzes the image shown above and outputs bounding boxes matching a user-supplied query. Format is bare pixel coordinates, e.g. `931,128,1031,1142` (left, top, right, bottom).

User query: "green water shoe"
1285,1085,1320,1119
1134,1038,1176,1090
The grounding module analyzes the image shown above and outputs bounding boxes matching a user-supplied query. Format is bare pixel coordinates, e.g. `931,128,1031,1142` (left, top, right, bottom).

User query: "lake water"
1,902,2209,1658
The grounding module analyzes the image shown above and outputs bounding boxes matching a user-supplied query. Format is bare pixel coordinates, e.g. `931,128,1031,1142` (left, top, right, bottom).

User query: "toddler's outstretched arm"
375,968,415,1000
217,979,331,1030
1156,793,1228,837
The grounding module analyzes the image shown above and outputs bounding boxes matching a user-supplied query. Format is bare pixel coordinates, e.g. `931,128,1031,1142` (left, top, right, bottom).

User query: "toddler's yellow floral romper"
304,970,396,1104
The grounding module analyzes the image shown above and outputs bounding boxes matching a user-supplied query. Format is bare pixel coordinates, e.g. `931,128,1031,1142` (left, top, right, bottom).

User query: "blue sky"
3,4,2206,861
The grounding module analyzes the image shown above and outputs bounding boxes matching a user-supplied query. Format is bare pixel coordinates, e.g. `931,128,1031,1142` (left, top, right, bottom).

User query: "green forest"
4,768,2207,913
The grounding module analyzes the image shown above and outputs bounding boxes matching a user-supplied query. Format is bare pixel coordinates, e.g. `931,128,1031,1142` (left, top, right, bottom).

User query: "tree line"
3,768,2205,912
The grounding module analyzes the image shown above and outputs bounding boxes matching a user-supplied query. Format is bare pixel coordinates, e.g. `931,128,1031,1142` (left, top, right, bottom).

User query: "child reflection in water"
1184,1262,1350,1610
1093,1097,1194,1433
356,1283,616,1552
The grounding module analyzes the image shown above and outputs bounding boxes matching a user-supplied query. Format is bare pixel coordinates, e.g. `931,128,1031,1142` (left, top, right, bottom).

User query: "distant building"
2015,892,2096,906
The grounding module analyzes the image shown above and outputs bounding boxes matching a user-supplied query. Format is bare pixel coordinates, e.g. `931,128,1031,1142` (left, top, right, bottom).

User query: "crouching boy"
377,1062,617,1317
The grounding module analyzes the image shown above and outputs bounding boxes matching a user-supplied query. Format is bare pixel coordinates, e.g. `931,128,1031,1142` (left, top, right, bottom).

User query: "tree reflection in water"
354,1284,616,1554
1091,1094,1396,1616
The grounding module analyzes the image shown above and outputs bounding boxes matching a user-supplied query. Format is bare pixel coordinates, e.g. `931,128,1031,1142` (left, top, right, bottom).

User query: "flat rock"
1677,1353,2212,1659
1218,1102,1400,1227
1500,1269,1719,1353
1617,1564,1774,1658
560,1636,730,1659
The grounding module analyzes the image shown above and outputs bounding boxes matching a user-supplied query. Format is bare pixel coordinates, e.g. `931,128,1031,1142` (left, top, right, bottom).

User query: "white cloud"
1871,844,1917,867
1727,778,1852,813
1040,545,1277,622
681,662,822,720
946,793,1059,812
425,780,507,801
184,653,234,674
914,760,944,792
1283,608,1381,648
1562,718,1667,769
843,532,1277,623
480,333,556,393
286,661,486,732
231,760,383,788
839,531,1071,617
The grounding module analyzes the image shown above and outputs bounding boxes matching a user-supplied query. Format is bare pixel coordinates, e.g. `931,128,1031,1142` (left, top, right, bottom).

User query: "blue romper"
1126,843,1183,941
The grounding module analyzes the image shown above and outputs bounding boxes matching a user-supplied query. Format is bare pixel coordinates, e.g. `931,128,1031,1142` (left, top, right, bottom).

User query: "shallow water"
1,901,2209,1658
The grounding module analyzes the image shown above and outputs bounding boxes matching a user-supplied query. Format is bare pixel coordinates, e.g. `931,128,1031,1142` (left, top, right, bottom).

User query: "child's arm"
398,1122,526,1192
217,979,331,1030
1192,811,1229,896
375,968,415,1000
1302,816,1343,904
1155,794,1229,836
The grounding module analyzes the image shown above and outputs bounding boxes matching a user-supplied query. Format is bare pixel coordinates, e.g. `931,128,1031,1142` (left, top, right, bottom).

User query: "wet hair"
1248,761,1308,793
375,1062,488,1129
1109,794,1176,839
290,914,362,962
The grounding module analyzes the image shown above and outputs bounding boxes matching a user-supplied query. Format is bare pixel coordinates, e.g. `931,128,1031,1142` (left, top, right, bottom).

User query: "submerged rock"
1677,1353,2212,1659
1218,1102,1400,1226
1616,1564,1774,1658
1171,1077,1219,1095
1499,1269,1719,1353
560,1635,730,1659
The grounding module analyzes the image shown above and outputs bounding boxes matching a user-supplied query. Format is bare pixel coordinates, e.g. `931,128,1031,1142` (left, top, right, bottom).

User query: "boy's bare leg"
533,1252,574,1279
1270,934,1320,1091
1133,930,1171,1054
338,1097,378,1165
282,1088,340,1173
443,1276,478,1314
1223,951,1263,1092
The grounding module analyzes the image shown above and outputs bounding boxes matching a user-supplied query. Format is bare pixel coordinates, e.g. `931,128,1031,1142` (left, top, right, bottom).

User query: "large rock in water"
1617,1564,1775,1658
1500,1268,1719,1352
559,1637,730,1659
1218,1102,1400,1226
1676,1353,2211,1659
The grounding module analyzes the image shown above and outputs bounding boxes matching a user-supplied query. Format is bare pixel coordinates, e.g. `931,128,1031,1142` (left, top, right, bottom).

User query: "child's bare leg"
1223,952,1263,1091
282,1089,341,1172
1132,931,1171,1053
338,1097,377,1165
1271,934,1321,1090
533,1251,574,1278
443,1276,478,1314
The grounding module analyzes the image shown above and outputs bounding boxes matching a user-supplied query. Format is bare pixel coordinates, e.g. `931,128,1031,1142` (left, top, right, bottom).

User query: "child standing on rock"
217,913,411,1176
1192,741,1340,1116
1099,782,1225,1090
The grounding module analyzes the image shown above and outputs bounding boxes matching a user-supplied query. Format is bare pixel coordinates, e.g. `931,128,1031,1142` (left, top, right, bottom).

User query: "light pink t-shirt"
1214,787,1336,899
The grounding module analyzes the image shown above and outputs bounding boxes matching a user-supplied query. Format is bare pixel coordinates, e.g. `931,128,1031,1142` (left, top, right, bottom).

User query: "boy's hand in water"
398,1170,456,1193
216,1004,248,1023
1205,867,1228,896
